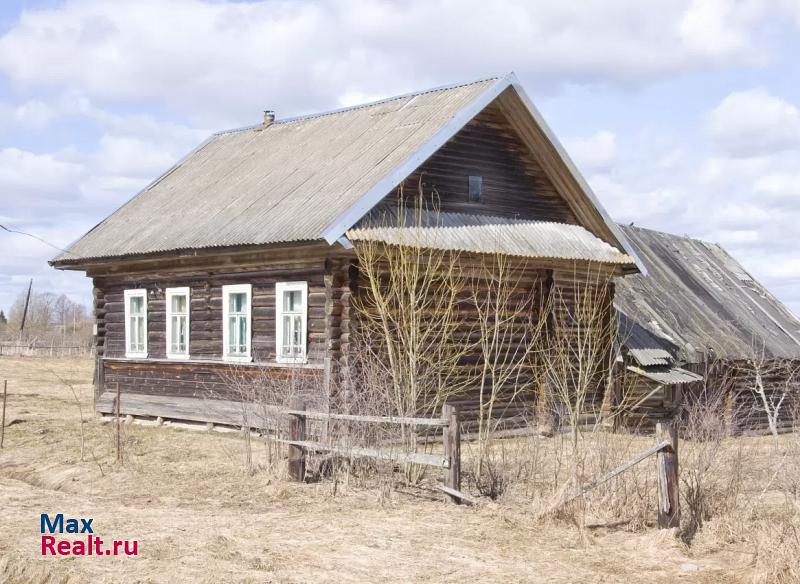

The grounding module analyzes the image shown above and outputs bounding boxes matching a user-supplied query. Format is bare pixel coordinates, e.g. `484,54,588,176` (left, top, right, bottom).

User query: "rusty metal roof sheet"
616,225,800,361
626,365,704,386
347,216,636,264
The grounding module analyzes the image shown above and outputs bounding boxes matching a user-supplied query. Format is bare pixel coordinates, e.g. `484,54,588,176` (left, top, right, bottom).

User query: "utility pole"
19,279,32,336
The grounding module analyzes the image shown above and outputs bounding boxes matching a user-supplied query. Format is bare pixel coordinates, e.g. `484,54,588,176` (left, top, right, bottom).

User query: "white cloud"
564,130,617,172
0,148,85,204
753,172,800,207
708,89,800,157
0,0,799,319
678,0,767,58
0,100,205,313
0,99,56,128
586,102,800,317
0,0,788,125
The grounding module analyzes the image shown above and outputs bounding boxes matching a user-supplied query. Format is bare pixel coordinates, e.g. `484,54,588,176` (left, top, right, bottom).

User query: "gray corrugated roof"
628,349,672,367
51,74,642,270
626,365,704,385
616,225,800,361
347,216,635,264
52,77,500,262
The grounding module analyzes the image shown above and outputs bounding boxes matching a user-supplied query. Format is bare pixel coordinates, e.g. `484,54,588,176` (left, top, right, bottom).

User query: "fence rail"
284,409,449,427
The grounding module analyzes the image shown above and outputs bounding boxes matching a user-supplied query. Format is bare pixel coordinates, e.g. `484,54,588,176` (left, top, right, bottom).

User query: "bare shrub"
737,347,800,445
220,364,326,477
678,380,745,540
45,367,86,462
466,252,547,498
350,188,473,484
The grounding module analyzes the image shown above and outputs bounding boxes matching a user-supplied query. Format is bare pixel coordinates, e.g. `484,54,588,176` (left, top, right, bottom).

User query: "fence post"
656,418,680,529
1,380,8,449
443,403,461,497
288,399,306,482
115,382,122,464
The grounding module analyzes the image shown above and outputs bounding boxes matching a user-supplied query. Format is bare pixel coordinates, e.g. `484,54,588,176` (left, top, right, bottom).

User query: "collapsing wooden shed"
614,225,800,433
50,73,643,426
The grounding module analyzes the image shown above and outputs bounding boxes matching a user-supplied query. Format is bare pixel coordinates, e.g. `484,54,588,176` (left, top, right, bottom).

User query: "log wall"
548,264,617,420
685,359,800,434
92,244,353,404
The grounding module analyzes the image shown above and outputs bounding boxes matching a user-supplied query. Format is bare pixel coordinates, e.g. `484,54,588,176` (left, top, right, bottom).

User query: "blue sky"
0,0,799,316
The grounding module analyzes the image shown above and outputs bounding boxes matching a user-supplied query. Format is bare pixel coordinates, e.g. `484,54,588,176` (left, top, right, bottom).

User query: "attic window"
468,175,483,202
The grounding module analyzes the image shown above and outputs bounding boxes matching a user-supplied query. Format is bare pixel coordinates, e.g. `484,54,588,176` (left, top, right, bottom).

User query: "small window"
276,282,308,363
222,284,252,362
166,287,190,359
124,289,147,358
468,175,483,202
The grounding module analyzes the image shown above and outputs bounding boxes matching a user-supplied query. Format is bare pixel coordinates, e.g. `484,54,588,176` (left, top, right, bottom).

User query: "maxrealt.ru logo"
40,514,139,557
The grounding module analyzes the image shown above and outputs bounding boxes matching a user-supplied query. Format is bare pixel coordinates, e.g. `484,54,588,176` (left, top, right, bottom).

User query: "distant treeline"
0,289,93,345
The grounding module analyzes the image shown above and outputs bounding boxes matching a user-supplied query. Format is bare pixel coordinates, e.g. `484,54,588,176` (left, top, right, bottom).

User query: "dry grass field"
0,356,795,583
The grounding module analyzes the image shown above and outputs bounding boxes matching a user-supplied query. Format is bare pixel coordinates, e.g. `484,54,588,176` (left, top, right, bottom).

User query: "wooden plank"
285,409,447,427
279,439,448,468
96,392,273,427
443,403,461,496
115,382,121,463
435,484,476,505
564,440,671,502
288,398,306,481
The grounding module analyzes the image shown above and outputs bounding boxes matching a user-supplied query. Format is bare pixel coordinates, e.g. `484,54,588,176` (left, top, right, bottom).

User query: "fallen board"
96,391,284,428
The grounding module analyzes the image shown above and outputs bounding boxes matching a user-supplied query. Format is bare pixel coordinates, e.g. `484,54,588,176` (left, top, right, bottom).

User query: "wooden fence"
280,405,679,519
282,400,466,502
0,340,94,357
100,381,680,520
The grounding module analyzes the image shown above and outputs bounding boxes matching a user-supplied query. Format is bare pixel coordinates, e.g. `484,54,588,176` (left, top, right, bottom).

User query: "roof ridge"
213,74,506,136
619,222,718,248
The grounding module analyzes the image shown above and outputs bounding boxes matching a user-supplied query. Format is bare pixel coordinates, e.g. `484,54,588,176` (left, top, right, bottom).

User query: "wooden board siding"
374,104,578,224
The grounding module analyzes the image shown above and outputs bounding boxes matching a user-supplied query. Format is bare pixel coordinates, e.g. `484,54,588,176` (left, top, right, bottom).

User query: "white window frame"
275,281,308,364
123,289,148,359
166,287,191,360
222,284,252,362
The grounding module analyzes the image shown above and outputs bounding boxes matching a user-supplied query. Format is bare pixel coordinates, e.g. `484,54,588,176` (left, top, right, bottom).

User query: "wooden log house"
50,73,644,426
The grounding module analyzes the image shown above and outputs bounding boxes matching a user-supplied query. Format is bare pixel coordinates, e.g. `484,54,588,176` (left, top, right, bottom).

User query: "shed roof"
626,366,704,386
615,225,800,361
51,73,640,270
347,214,635,265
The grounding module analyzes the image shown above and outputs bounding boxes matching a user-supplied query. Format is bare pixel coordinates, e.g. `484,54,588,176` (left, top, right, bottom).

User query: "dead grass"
0,356,791,583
